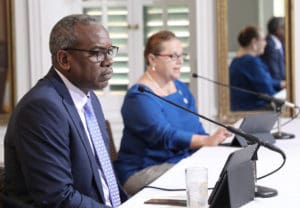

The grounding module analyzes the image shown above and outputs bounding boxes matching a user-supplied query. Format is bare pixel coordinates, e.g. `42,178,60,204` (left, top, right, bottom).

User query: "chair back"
105,120,118,162
0,166,5,194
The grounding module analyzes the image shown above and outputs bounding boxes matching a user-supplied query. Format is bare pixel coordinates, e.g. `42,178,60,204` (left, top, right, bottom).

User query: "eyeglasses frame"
63,45,119,63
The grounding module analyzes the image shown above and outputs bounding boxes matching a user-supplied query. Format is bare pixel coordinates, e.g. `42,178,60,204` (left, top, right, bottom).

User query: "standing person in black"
261,16,286,82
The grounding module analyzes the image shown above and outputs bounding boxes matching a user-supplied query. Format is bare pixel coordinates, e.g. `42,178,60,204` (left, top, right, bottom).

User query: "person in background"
4,14,128,207
229,25,286,111
261,16,286,81
114,30,231,195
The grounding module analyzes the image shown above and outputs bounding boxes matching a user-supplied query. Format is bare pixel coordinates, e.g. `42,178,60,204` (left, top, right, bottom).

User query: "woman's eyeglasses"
154,53,188,61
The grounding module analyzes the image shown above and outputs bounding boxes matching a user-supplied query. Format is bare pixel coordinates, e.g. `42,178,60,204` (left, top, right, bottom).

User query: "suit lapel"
46,68,107,201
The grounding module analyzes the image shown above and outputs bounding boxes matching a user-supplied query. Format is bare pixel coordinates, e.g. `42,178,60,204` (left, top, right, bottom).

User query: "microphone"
192,73,297,140
192,73,299,109
137,85,285,157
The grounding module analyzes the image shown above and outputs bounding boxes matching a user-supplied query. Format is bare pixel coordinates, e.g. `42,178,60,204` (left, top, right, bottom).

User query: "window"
273,0,285,16
143,4,190,83
83,1,129,93
82,0,191,93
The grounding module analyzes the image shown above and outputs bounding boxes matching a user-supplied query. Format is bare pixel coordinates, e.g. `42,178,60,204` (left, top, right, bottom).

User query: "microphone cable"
252,143,286,181
142,159,285,191
256,154,286,181
143,185,214,191
142,165,286,191
143,185,185,192
226,126,286,182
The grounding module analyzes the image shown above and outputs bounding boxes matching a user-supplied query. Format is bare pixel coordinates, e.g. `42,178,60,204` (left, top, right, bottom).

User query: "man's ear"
56,50,71,71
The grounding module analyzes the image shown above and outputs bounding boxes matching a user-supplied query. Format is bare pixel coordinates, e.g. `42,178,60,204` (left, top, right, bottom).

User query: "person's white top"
270,34,283,52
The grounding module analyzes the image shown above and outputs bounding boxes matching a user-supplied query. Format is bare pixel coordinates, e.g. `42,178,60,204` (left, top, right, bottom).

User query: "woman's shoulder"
235,54,255,61
127,83,149,94
125,83,157,102
232,54,261,66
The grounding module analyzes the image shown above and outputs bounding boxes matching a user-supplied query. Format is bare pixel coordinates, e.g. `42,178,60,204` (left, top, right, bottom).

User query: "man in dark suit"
4,14,128,207
261,16,286,81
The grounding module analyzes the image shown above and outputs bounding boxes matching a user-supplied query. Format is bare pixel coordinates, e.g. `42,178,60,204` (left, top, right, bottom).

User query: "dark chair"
0,166,4,194
105,120,118,162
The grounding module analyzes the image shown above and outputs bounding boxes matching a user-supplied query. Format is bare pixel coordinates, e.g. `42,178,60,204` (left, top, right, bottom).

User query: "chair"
105,120,118,162
0,165,5,194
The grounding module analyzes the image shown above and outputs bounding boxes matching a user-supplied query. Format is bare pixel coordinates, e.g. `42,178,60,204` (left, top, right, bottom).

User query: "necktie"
84,98,121,207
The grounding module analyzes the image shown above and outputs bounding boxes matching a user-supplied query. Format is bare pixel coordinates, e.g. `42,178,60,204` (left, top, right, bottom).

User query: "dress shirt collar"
54,67,89,110
270,34,283,50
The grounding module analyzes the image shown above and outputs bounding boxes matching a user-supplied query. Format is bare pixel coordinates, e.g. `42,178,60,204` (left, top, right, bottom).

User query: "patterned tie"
84,98,121,207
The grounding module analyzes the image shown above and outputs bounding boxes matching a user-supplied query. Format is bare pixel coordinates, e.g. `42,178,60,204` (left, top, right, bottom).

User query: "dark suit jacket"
261,35,285,81
4,68,128,207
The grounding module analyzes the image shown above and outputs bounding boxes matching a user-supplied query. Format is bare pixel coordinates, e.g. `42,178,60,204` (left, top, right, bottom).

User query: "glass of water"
185,166,208,208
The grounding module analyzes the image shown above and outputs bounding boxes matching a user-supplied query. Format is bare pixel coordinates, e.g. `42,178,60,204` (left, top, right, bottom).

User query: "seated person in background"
230,25,286,111
261,16,286,81
114,30,231,195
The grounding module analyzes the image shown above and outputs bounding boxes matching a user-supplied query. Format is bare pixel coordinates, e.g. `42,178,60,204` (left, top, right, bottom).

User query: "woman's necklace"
145,71,169,96
145,71,189,104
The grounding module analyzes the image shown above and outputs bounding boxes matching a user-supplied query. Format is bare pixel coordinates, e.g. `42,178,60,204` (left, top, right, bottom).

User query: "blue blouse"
229,55,280,111
114,80,208,185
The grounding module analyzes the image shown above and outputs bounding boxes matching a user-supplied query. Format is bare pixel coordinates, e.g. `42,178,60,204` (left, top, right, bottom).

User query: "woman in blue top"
115,30,231,195
229,26,286,111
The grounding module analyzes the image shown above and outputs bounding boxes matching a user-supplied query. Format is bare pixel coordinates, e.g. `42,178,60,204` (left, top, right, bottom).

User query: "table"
120,118,300,207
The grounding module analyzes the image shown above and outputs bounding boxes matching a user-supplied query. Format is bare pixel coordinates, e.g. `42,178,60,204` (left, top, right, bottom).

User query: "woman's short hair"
144,30,177,65
237,26,260,47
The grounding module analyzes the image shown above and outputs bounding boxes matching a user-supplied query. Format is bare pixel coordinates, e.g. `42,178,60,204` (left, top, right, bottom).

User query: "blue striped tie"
84,98,121,207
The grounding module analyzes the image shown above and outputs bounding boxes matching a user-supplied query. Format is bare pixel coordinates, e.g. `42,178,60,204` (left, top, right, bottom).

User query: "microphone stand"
251,145,278,198
138,86,286,199
192,73,296,140
226,126,285,198
272,102,295,139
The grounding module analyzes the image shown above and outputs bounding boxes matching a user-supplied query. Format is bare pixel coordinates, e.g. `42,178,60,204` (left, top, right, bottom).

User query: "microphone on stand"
138,85,286,198
192,73,299,110
192,73,298,139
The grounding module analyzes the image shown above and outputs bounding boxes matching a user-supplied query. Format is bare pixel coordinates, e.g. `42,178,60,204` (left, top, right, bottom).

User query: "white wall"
190,0,219,132
13,0,82,102
0,0,82,164
27,0,82,88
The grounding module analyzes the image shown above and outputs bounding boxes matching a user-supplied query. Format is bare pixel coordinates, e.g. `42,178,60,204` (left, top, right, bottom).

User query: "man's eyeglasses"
63,46,119,63
154,53,188,61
